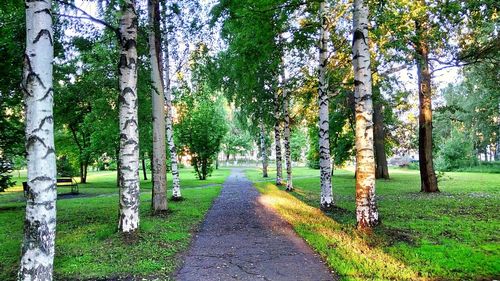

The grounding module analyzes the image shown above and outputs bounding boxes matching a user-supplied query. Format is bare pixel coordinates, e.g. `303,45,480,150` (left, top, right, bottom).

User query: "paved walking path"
175,169,336,281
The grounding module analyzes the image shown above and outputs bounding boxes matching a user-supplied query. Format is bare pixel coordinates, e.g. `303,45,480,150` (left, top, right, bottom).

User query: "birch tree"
259,119,269,178
281,59,293,191
273,90,283,185
318,1,334,210
160,4,182,199
19,0,57,279
148,0,167,212
352,0,379,229
118,0,140,233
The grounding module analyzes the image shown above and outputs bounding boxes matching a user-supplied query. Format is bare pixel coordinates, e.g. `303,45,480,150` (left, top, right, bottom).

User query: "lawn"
0,168,230,280
247,167,500,281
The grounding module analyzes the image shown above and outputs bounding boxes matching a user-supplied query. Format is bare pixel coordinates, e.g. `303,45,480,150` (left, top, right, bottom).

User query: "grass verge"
250,167,500,281
0,169,229,280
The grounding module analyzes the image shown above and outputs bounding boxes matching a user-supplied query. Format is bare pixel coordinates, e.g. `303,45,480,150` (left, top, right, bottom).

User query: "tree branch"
55,0,120,38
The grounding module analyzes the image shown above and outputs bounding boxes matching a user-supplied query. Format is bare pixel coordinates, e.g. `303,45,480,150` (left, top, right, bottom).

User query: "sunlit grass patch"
256,182,421,281
250,167,500,281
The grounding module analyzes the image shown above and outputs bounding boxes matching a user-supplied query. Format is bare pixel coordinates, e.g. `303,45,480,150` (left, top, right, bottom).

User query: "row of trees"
14,0,218,279
207,0,498,226
3,0,498,279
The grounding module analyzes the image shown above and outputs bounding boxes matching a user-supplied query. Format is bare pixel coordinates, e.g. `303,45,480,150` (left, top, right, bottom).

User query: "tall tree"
414,0,438,192
117,0,140,233
19,0,57,279
148,0,167,213
273,86,283,185
281,56,293,191
352,0,379,229
259,119,269,178
373,98,389,179
318,1,334,210
161,3,182,200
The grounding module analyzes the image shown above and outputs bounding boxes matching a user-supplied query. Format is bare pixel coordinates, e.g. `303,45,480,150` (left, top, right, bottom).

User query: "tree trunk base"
320,202,335,212
357,219,380,232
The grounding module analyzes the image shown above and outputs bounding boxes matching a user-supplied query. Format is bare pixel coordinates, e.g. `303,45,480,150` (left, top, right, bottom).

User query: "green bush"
435,129,477,171
0,157,14,192
57,156,77,177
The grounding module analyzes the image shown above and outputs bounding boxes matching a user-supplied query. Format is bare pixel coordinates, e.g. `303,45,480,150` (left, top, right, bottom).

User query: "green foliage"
435,129,477,171
290,128,307,162
57,156,77,177
222,116,253,159
176,89,228,180
307,126,320,169
0,158,14,192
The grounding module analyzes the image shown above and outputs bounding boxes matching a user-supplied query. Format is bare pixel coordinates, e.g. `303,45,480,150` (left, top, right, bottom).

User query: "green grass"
0,168,230,280
247,167,500,281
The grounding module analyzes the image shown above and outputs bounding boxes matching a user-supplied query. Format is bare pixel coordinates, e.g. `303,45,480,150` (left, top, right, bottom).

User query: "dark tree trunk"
415,18,439,193
373,101,389,179
116,147,120,188
142,155,148,181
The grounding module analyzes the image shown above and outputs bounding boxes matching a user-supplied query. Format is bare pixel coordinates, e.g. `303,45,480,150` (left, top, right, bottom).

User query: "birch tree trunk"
415,7,438,192
273,90,283,186
352,0,379,229
318,1,334,210
19,1,57,279
260,120,269,178
161,3,182,200
118,0,140,233
281,60,293,191
148,0,167,213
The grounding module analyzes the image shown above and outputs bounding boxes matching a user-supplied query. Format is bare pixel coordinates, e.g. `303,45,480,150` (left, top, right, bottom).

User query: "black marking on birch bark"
123,138,138,145
26,72,46,90
38,87,53,101
42,147,55,159
353,53,364,60
122,119,138,130
118,94,129,106
354,80,364,86
33,29,53,46
118,54,128,70
353,29,367,46
122,87,135,97
30,176,52,183
34,8,51,16
27,135,47,148
32,116,53,133
123,39,137,51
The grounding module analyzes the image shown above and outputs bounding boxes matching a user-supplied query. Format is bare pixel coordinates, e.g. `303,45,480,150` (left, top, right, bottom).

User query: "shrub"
0,157,15,192
435,129,477,171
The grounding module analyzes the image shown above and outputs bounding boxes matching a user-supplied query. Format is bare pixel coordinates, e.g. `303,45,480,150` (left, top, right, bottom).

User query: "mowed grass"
0,168,230,280
248,167,500,281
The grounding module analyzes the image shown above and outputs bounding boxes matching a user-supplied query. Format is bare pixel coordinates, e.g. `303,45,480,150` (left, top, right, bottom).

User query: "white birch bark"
118,0,140,233
281,58,293,191
19,1,57,279
161,5,182,199
259,120,268,178
352,0,379,229
318,1,334,210
273,90,283,186
148,0,167,212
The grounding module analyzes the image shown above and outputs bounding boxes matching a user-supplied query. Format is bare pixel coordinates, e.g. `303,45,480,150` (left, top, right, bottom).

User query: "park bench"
22,177,79,197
